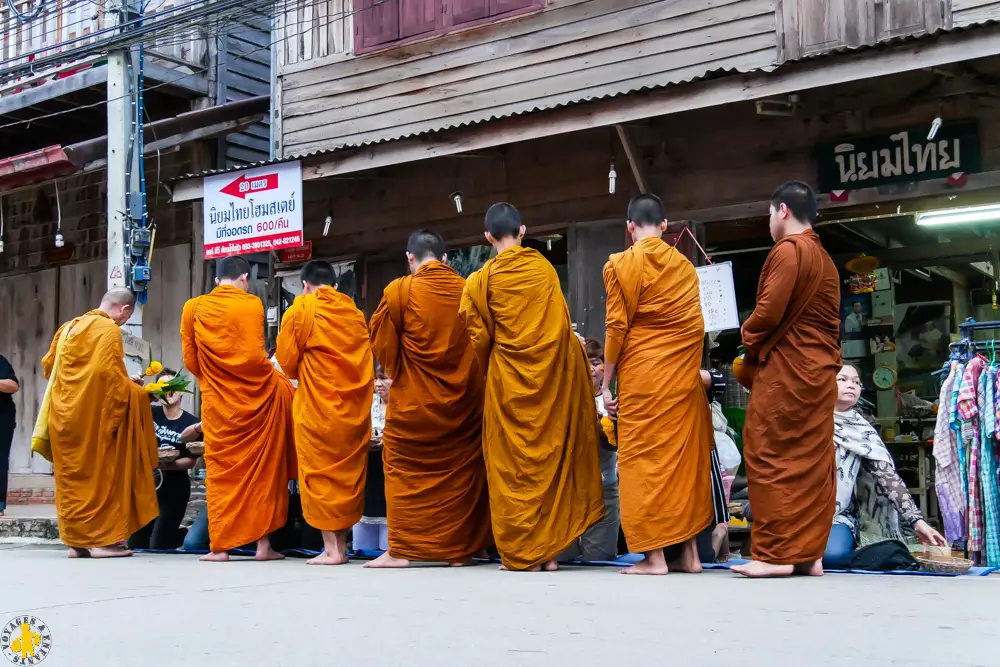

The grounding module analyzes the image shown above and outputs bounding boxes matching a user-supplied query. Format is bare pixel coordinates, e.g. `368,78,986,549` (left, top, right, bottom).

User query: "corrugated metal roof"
176,20,1000,182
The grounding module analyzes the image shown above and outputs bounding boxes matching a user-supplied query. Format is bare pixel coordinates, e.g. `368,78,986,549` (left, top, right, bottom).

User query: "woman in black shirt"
0,353,18,516
128,371,201,549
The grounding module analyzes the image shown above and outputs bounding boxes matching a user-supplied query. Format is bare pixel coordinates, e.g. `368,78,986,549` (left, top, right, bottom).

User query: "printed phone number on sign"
205,233,303,259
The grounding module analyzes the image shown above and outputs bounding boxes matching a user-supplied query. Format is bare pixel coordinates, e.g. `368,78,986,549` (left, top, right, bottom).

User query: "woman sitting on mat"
827,363,947,567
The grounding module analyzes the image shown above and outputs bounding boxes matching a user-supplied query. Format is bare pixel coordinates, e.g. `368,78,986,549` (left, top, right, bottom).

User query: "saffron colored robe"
370,261,491,562
460,246,604,570
742,228,841,565
275,286,373,533
181,285,296,552
604,236,714,553
41,310,158,548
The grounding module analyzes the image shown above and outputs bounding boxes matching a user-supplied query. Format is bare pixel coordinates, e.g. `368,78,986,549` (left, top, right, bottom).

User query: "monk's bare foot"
542,559,559,572
666,540,703,573
89,545,133,559
449,559,478,567
306,552,348,565
254,537,284,561
200,551,230,562
731,560,795,577
622,549,669,575
794,559,824,576
363,552,410,568
308,530,348,565
67,547,90,559
255,548,285,561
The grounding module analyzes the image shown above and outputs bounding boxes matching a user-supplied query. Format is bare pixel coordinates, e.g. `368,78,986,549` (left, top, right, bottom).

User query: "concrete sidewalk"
0,545,997,667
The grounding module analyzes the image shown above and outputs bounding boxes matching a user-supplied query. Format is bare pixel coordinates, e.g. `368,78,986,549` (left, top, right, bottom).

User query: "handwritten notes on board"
697,262,740,333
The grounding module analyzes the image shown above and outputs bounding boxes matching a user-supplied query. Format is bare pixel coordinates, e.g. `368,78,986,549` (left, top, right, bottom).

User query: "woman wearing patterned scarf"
827,363,947,567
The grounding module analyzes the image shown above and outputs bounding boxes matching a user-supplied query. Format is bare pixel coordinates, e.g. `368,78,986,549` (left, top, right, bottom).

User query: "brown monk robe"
602,194,714,575
731,181,841,578
181,256,295,562
460,203,604,572
366,229,491,568
275,260,373,566
37,288,159,558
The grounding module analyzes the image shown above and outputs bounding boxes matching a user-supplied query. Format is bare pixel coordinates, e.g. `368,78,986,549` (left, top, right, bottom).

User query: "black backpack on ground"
845,539,919,571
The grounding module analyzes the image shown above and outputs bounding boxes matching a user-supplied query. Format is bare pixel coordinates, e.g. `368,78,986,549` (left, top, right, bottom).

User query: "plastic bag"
715,431,742,472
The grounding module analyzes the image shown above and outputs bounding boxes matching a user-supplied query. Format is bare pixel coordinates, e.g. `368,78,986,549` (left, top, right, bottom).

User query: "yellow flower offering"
144,360,164,376
144,371,193,399
600,415,617,448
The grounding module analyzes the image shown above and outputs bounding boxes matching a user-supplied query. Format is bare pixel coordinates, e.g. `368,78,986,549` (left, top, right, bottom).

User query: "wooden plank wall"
568,220,625,342
1,245,196,475
0,269,57,475
278,0,778,155
952,0,1000,26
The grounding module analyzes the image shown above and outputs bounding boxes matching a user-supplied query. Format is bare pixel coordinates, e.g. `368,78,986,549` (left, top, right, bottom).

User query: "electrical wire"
0,0,349,77
6,0,46,21
0,0,376,131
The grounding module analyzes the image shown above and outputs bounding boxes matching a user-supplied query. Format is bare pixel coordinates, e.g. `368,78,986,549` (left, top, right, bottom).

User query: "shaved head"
101,287,137,308
100,287,137,326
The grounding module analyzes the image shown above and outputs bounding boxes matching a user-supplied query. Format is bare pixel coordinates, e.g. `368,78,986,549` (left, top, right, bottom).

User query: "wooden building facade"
172,0,999,331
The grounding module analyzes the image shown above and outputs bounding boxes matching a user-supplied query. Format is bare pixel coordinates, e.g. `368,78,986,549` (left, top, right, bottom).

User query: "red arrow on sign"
220,173,279,199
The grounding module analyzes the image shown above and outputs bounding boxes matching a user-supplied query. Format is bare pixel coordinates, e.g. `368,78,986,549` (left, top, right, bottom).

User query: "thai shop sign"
816,120,980,193
203,160,303,259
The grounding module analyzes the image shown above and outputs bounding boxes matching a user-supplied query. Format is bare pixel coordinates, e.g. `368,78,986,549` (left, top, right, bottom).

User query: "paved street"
0,544,996,667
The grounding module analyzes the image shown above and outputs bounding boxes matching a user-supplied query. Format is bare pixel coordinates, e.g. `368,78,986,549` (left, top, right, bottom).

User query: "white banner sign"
203,161,303,259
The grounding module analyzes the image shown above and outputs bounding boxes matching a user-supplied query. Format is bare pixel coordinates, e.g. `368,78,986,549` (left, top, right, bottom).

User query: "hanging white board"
697,261,741,333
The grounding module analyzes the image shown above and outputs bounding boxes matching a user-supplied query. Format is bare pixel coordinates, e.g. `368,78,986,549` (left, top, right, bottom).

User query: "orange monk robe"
603,237,714,553
275,286,373,533
370,260,491,562
741,228,841,565
460,246,604,570
181,285,296,552
41,310,158,548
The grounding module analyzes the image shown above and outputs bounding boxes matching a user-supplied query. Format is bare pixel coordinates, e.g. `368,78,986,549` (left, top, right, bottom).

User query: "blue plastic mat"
133,548,995,576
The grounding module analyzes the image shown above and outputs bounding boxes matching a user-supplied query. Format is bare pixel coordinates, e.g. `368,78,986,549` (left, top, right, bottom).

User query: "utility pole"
106,0,149,375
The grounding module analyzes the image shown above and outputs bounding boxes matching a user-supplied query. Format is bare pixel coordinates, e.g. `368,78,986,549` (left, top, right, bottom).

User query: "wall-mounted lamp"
608,163,617,194
450,191,464,213
322,215,332,237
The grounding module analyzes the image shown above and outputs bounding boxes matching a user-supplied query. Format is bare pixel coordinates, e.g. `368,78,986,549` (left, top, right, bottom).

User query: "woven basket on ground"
915,553,973,575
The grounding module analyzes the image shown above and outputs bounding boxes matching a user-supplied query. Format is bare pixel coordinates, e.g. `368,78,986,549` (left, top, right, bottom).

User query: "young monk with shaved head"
602,194,714,575
181,256,296,562
276,260,373,565
367,229,491,568
460,204,604,572
40,287,159,558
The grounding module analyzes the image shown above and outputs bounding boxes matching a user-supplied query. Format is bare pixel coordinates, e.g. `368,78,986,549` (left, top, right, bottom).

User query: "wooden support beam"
614,124,648,194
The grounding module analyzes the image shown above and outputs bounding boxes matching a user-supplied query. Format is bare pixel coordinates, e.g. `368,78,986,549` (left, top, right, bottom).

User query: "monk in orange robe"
460,203,604,572
275,260,373,565
367,229,491,568
181,256,295,562
40,288,158,558
601,194,714,575
731,181,841,578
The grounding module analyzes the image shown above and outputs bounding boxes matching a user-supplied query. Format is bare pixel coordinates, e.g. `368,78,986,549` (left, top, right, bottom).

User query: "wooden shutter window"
399,0,443,39
449,0,490,25
356,0,400,49
489,0,536,15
